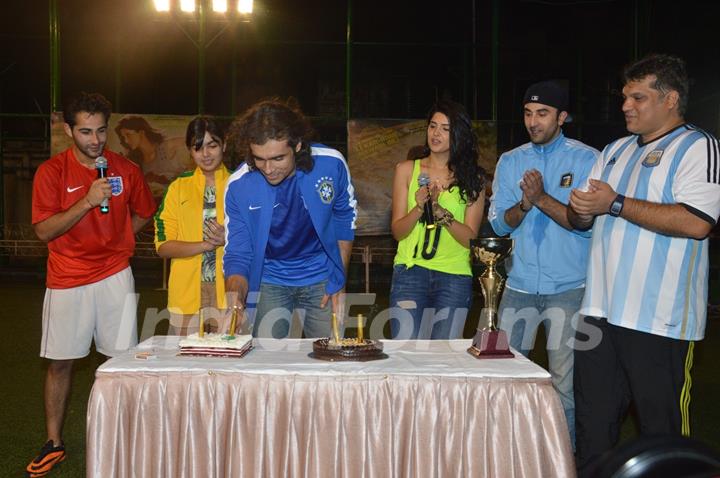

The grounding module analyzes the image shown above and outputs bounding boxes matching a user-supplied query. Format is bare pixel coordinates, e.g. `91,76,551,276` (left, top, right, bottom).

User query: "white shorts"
40,267,138,359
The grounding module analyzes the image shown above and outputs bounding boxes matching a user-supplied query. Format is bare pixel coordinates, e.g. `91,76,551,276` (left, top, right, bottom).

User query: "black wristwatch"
609,194,625,217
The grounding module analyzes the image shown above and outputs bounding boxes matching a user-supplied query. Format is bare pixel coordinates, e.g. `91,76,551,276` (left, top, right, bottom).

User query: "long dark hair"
226,98,315,172
115,116,165,147
114,115,166,165
420,100,485,203
185,116,225,150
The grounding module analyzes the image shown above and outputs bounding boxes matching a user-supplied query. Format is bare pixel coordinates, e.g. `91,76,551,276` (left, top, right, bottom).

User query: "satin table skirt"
86,337,575,477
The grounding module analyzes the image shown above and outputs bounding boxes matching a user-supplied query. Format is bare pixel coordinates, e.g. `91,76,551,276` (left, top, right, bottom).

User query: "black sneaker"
26,440,66,477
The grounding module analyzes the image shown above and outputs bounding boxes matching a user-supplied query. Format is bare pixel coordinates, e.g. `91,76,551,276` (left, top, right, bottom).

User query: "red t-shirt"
32,148,156,288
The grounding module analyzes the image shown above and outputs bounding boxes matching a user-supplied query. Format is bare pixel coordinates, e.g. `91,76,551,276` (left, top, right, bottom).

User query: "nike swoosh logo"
248,205,261,210
67,186,84,193
273,203,280,208
180,200,188,205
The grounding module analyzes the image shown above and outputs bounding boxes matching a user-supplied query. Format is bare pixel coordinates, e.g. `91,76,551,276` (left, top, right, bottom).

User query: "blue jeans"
497,286,583,448
389,264,472,339
254,281,331,339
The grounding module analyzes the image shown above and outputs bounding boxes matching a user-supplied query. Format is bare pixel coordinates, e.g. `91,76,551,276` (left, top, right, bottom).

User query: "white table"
86,337,575,477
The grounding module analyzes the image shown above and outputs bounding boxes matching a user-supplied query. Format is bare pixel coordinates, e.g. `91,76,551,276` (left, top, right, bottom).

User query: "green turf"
2,281,719,477
0,283,167,477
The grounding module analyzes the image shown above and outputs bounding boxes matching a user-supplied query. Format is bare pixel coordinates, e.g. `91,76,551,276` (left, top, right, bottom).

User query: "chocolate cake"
310,338,387,362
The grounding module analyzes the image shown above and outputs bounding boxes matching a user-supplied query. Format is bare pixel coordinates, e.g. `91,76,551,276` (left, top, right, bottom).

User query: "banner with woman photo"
347,119,497,235
50,113,194,202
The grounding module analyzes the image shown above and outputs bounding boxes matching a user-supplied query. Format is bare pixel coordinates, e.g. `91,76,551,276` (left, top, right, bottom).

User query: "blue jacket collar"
531,130,565,155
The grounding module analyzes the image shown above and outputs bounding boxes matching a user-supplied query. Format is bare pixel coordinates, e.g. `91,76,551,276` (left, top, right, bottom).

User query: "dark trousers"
574,317,694,473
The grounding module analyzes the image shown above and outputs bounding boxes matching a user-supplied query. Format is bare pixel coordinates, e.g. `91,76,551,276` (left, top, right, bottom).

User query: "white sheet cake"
178,333,253,358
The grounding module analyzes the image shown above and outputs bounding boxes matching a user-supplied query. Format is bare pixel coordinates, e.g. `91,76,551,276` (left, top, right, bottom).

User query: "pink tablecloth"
86,338,575,477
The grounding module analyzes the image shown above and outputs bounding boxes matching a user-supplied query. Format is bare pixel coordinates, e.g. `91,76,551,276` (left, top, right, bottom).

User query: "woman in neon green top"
390,100,486,339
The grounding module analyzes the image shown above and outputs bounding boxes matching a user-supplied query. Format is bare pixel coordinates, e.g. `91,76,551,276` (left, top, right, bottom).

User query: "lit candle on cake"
331,313,341,344
357,314,364,343
229,305,239,338
198,309,205,338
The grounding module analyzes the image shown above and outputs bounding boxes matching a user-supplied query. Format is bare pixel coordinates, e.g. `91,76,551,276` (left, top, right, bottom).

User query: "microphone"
417,172,435,229
95,156,109,214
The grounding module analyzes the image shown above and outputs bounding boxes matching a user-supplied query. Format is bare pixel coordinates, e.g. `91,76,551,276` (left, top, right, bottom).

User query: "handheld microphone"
95,156,109,214
417,173,436,229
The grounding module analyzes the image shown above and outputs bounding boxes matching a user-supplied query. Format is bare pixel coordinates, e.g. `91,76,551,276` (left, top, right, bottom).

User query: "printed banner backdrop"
52,114,497,235
348,119,497,236
51,113,195,201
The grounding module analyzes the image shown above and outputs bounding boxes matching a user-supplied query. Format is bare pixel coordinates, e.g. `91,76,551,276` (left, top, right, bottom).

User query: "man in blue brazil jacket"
224,99,357,338
488,81,598,447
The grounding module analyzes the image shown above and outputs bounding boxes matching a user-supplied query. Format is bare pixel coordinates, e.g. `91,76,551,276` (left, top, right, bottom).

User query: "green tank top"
394,160,472,275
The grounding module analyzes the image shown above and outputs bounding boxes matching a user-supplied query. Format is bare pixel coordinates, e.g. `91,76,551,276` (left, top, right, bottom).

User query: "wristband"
436,209,455,227
518,200,531,213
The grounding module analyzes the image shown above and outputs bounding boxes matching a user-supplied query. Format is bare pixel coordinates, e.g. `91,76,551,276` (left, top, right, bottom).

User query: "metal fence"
0,224,398,292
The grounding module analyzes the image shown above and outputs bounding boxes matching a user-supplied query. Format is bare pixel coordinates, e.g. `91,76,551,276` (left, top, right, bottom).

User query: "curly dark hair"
623,53,689,115
418,99,485,203
63,92,112,127
226,98,315,172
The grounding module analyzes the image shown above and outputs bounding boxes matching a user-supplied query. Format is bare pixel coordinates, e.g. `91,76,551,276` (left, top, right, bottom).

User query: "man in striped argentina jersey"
568,54,720,472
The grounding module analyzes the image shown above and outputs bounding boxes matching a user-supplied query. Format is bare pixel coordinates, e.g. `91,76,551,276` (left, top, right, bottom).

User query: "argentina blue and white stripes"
581,125,720,340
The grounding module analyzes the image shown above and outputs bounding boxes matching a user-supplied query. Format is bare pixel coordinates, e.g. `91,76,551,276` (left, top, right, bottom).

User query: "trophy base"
467,329,514,359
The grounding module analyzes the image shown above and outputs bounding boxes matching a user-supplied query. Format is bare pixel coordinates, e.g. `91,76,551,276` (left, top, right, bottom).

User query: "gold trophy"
467,237,514,359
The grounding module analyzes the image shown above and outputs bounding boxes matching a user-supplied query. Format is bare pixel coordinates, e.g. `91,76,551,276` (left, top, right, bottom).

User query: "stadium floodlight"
180,0,196,13
153,0,170,12
213,0,228,13
237,0,253,14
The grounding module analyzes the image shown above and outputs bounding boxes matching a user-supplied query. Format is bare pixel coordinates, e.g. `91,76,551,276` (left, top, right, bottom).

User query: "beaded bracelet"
436,209,455,227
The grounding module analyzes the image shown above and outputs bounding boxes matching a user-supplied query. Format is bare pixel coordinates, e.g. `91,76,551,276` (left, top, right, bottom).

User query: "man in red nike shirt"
26,92,155,477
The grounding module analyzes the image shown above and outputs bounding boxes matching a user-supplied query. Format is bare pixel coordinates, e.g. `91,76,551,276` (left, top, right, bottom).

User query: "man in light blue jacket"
224,100,357,338
488,80,598,446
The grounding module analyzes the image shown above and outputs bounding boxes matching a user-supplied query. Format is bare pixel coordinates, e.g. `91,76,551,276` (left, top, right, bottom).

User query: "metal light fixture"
180,0,196,13
149,0,254,113
237,0,253,14
153,0,252,14
153,0,170,12
212,0,228,13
